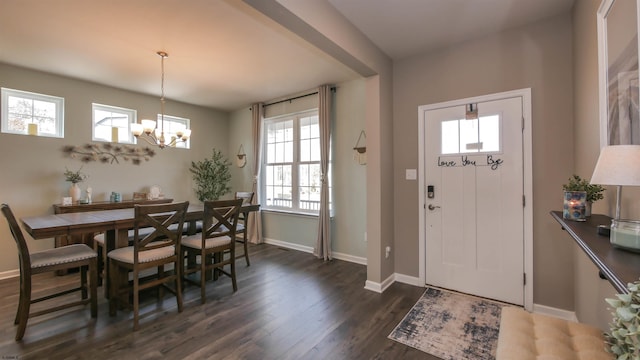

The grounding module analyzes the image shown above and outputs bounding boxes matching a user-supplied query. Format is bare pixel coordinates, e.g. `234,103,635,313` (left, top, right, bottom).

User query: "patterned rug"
388,286,506,360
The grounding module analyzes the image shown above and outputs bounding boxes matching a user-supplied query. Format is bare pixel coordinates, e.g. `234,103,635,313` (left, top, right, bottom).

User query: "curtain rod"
253,86,336,110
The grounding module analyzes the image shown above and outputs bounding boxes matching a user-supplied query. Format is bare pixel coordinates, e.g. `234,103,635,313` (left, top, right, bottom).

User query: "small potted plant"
64,166,87,203
605,281,640,358
562,174,605,217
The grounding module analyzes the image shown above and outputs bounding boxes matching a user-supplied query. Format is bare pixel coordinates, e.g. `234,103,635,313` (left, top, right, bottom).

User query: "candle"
563,191,586,221
111,127,119,143
28,123,37,135
611,220,640,251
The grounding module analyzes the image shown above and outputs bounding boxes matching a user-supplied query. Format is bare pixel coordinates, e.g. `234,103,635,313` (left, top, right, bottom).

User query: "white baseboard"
331,252,367,265
263,237,367,265
532,303,578,322
0,269,19,281
264,237,314,254
364,273,395,293
394,273,423,287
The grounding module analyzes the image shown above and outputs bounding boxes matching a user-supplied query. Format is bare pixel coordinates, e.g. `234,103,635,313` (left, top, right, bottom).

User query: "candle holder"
563,191,587,221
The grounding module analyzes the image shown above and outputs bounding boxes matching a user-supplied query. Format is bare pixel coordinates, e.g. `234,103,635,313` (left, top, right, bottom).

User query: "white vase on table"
69,183,81,203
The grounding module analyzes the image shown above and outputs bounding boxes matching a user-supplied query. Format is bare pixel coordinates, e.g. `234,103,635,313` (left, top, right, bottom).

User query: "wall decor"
598,0,640,146
236,144,247,168
62,143,156,165
353,130,366,165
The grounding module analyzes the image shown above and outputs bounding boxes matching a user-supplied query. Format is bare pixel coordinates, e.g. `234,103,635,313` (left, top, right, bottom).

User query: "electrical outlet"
385,246,391,258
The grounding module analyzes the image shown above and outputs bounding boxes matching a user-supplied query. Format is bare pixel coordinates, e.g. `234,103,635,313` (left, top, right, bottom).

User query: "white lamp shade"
141,119,156,133
131,123,143,136
591,145,640,186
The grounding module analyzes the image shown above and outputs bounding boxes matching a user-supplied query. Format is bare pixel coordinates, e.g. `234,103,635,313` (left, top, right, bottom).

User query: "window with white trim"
157,114,190,149
92,103,136,143
1,88,64,137
262,110,324,214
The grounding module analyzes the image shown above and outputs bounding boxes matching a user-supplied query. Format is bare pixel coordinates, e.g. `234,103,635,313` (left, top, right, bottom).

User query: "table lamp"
590,145,640,250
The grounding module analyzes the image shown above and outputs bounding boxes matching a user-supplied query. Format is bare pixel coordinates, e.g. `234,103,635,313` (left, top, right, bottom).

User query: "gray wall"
228,78,368,260
572,0,631,330
392,13,575,309
0,62,229,274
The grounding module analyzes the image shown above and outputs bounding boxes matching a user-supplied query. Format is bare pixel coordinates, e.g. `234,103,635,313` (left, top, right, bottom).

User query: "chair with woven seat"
1,203,98,341
182,199,242,303
107,201,188,331
234,191,254,266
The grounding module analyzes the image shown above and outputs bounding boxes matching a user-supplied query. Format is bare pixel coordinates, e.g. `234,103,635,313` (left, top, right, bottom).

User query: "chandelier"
131,51,191,148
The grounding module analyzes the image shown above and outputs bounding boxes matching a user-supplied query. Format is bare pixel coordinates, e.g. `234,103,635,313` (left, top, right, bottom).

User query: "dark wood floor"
0,244,436,359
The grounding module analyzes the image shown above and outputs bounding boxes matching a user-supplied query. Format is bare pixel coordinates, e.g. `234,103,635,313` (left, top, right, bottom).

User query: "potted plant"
64,166,87,203
562,174,605,217
189,148,232,201
605,281,640,358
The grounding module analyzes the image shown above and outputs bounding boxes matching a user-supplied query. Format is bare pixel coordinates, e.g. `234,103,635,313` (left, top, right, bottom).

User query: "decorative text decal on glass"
437,155,504,170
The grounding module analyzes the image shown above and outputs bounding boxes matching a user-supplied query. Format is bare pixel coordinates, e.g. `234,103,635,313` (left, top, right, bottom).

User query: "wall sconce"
353,130,366,165
236,144,247,168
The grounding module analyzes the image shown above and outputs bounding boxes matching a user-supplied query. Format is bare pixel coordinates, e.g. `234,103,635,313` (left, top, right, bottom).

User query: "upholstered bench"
496,307,613,360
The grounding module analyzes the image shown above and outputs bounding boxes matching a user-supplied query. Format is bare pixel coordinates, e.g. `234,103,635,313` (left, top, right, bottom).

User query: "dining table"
21,202,260,298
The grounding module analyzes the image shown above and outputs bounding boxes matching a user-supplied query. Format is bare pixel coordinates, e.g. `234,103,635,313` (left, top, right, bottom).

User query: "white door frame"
417,88,533,311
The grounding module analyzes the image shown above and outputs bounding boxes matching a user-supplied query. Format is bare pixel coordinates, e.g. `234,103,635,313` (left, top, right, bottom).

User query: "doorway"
417,89,533,309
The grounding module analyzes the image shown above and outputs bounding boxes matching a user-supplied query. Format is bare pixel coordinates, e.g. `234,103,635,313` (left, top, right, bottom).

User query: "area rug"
388,286,506,360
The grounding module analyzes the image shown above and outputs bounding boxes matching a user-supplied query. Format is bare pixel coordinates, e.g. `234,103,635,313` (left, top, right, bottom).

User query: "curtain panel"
315,85,332,260
249,103,264,244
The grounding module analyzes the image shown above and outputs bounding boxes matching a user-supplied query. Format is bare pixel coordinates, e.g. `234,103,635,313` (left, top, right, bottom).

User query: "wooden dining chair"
107,201,188,331
182,199,242,303
234,191,254,266
1,203,98,341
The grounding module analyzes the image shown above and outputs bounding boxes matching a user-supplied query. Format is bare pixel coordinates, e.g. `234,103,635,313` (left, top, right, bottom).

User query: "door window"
441,115,501,154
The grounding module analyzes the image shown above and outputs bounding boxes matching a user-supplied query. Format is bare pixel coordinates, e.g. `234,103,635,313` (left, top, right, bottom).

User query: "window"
441,114,501,154
1,87,64,137
92,103,136,143
157,114,190,149
263,110,323,214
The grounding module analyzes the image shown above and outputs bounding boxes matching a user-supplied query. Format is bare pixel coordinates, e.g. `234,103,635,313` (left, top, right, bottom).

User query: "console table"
550,211,640,294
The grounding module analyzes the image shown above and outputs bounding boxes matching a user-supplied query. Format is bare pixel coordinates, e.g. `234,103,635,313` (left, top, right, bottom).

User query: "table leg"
104,228,128,300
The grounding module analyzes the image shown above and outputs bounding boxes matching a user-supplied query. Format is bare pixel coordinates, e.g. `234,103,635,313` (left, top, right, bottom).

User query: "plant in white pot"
606,281,640,359
189,148,232,201
64,166,87,203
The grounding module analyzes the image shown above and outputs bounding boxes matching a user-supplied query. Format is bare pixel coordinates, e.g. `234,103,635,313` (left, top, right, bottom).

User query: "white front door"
423,95,524,305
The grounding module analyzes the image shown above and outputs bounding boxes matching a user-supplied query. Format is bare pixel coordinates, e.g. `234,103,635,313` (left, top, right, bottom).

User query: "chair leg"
108,260,117,317
175,259,183,313
89,258,98,318
15,275,31,341
80,265,88,299
243,231,250,266
95,243,104,287
157,265,165,300
231,255,238,292
14,277,25,325
200,251,207,304
133,269,140,331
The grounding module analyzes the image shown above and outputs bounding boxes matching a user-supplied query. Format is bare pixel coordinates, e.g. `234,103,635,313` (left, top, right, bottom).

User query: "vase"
69,183,81,204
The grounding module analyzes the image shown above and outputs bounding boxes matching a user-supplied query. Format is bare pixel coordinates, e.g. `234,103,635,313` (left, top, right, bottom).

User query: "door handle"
428,204,441,211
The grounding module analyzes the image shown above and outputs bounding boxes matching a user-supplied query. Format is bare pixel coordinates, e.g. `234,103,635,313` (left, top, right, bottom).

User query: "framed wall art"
598,0,640,147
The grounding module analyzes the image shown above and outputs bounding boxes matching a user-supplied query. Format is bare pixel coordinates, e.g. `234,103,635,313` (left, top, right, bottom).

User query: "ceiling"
0,0,574,112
